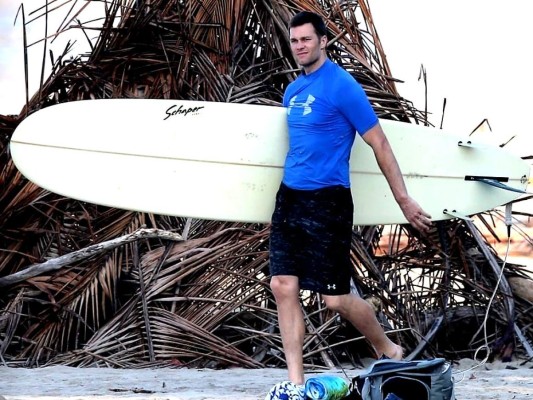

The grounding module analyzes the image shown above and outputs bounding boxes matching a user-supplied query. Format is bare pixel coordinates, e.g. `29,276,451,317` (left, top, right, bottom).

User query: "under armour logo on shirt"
288,94,315,116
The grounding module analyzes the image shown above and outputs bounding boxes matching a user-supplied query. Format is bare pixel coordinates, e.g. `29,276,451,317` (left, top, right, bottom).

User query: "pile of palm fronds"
1,0,532,369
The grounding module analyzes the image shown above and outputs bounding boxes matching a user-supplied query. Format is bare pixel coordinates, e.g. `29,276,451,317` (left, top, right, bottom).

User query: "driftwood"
0,228,183,288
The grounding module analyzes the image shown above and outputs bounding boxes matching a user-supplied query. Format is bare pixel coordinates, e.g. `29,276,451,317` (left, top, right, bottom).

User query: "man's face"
289,22,326,72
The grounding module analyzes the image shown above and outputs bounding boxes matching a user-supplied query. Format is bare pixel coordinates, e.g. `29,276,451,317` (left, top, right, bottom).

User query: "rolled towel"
305,375,349,400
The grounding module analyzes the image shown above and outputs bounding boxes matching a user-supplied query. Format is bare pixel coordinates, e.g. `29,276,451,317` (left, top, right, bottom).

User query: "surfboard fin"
443,209,473,221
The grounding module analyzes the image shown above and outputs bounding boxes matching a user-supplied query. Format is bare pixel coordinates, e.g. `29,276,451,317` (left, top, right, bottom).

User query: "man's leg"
270,275,306,384
323,293,403,359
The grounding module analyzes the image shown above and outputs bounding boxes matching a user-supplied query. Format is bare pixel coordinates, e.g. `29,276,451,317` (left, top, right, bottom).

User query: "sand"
0,358,532,400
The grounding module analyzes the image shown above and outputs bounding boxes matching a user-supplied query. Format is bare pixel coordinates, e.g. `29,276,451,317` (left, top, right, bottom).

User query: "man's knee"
270,275,299,300
323,294,352,315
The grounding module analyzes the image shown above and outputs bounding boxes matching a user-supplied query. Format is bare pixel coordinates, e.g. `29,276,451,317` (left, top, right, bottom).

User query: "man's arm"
361,123,432,232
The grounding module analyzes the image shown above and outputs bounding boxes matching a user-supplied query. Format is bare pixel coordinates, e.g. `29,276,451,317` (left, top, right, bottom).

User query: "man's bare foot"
380,343,403,360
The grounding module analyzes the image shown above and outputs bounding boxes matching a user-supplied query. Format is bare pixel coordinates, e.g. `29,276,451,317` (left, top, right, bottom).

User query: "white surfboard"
9,99,531,225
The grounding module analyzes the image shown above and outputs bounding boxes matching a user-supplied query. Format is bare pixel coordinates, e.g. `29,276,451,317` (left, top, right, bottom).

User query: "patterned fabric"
265,381,306,400
269,183,353,295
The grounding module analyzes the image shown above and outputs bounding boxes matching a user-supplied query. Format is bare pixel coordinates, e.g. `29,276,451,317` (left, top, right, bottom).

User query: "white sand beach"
0,358,532,400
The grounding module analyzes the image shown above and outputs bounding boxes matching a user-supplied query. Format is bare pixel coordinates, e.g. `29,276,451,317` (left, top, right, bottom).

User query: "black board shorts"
269,183,354,295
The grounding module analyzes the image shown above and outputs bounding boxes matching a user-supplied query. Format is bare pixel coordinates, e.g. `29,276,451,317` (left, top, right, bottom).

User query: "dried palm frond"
0,0,532,369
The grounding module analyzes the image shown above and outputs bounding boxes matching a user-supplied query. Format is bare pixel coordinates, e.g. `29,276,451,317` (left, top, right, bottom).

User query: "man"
269,11,433,389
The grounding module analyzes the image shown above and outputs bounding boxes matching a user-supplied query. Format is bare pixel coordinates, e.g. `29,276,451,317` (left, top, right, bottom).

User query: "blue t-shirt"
282,59,378,189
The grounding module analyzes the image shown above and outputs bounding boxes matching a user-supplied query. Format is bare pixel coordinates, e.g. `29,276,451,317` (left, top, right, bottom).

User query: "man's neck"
303,55,327,75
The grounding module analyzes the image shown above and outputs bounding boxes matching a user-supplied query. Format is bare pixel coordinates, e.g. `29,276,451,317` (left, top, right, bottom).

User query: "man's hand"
398,196,432,233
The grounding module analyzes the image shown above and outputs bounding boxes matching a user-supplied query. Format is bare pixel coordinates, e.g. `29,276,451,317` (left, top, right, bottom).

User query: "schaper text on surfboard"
164,104,204,120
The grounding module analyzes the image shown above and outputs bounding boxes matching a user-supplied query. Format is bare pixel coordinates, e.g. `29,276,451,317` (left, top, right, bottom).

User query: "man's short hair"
289,11,328,37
